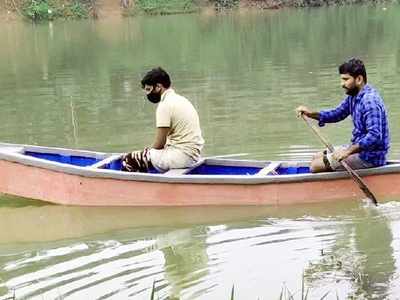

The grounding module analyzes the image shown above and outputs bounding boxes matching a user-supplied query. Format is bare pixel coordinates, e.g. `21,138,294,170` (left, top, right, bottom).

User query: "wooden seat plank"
90,154,122,169
256,162,281,176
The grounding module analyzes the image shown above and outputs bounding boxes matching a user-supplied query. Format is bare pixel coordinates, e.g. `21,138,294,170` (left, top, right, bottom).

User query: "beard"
344,86,359,96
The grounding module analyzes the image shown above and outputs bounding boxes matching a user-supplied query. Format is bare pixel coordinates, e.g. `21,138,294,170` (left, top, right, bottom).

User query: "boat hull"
1,159,399,206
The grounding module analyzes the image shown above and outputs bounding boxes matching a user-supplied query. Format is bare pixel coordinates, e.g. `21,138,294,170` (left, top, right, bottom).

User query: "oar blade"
342,158,378,206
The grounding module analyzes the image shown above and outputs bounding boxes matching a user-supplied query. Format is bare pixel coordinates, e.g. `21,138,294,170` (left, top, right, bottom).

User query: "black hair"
338,58,367,83
141,67,171,89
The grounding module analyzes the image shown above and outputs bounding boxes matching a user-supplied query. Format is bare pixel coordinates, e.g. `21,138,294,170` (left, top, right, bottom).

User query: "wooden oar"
301,114,378,206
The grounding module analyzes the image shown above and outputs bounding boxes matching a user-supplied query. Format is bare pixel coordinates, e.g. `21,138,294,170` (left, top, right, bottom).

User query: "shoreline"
0,0,392,22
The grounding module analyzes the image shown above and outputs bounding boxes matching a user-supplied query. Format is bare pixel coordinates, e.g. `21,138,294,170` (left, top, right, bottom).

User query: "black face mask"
147,91,161,103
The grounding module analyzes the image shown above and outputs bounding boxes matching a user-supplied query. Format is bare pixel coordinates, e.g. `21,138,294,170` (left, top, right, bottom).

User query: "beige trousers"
149,146,199,173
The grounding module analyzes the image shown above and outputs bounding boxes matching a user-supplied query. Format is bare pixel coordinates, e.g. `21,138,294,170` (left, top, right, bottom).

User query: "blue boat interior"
25,151,101,167
276,166,310,175
23,151,311,175
188,164,262,175
102,158,122,170
187,164,310,175
24,152,160,173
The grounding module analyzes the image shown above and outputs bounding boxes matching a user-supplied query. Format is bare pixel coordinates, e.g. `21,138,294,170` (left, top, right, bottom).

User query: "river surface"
1,4,400,299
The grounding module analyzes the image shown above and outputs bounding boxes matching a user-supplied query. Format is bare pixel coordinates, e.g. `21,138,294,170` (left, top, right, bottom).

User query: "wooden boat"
0,142,399,206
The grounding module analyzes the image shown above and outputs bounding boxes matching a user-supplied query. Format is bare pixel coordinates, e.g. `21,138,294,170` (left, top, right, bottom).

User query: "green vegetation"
149,278,338,299
3,0,394,21
6,0,241,20
20,0,91,20
126,0,199,16
214,0,240,10
125,0,241,16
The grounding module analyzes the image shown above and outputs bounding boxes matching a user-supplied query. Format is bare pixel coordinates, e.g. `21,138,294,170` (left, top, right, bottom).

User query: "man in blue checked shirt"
296,58,390,173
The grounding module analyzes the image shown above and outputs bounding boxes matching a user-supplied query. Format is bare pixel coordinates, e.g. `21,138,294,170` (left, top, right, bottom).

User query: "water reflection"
303,203,397,299
0,198,352,244
352,207,395,298
157,228,209,299
0,199,399,299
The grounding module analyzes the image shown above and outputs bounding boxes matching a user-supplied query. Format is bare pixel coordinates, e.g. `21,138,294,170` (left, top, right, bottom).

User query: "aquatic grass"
70,99,79,146
301,273,310,300
281,283,296,300
1,288,16,300
150,280,156,300
148,278,336,300
229,271,339,300
278,283,330,300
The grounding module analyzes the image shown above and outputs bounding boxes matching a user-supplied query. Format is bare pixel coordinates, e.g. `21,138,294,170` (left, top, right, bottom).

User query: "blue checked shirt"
318,84,390,167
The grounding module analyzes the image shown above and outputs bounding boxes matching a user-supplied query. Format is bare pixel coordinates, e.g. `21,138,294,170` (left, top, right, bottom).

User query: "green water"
1,5,400,299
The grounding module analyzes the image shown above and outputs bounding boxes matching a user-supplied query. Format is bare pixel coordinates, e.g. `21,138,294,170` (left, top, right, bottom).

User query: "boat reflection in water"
1,195,400,299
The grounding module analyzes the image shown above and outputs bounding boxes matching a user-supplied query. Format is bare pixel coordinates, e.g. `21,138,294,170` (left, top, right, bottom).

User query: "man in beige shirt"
122,67,204,173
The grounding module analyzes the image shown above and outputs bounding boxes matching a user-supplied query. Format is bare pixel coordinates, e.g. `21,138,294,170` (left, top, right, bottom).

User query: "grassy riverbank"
1,0,94,20
0,0,396,21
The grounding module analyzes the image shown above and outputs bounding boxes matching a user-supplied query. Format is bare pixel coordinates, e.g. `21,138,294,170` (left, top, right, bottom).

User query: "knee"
312,151,324,160
309,162,318,173
309,160,325,173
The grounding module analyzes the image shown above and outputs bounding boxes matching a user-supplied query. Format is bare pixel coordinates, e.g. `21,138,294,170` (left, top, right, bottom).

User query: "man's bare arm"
152,127,170,149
